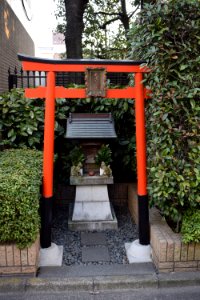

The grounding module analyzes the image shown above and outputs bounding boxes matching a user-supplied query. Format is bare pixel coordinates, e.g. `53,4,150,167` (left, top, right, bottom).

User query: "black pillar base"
40,196,53,248
138,195,150,245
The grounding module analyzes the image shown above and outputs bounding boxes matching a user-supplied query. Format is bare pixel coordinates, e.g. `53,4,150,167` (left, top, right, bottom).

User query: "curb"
0,271,200,293
0,274,157,293
93,274,158,290
158,272,200,288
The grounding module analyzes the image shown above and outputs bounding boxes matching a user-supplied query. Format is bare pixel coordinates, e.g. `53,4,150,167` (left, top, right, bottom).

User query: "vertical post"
135,72,150,245
41,71,55,248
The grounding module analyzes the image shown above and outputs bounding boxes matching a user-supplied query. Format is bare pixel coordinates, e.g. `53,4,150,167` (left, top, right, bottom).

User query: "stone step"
82,246,110,262
81,232,107,246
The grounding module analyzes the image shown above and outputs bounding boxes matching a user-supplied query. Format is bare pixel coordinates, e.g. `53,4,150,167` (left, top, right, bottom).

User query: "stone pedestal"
69,176,118,230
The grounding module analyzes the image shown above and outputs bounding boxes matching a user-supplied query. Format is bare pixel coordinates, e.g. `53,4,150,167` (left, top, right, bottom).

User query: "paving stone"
82,246,110,262
81,232,107,246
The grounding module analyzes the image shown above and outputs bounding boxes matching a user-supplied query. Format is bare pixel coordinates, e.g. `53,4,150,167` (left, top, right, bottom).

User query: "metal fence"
8,67,130,91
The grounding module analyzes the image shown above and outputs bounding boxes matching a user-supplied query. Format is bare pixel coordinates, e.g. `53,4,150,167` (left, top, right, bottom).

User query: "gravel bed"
52,205,138,266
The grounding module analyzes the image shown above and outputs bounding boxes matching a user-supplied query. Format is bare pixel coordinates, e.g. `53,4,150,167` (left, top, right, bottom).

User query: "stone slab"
81,232,107,246
68,203,118,231
39,243,63,267
72,201,113,221
38,262,155,278
70,176,113,185
1,269,200,294
82,246,110,262
72,185,115,221
125,240,152,263
68,219,118,231
75,185,109,202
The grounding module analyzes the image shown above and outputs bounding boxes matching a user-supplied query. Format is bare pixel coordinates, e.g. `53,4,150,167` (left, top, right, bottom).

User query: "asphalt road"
0,286,200,300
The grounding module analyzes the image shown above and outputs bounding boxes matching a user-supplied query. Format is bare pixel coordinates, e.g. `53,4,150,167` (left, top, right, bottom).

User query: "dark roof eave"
18,54,146,66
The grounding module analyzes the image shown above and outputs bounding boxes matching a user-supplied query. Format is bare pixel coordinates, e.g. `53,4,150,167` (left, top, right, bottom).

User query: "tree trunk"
120,0,130,38
64,0,89,58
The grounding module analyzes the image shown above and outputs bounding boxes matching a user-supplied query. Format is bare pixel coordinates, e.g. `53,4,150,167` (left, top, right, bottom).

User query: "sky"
7,0,58,46
30,0,58,46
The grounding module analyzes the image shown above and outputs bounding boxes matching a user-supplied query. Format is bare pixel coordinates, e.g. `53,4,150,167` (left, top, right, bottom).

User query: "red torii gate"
18,54,150,249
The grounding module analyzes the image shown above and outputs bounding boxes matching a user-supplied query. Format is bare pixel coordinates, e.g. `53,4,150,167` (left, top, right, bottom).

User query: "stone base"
125,239,152,263
72,185,114,221
39,243,63,267
68,203,118,231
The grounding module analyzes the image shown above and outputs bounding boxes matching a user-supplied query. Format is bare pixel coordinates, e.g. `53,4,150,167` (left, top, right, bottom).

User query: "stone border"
128,184,200,273
0,236,40,276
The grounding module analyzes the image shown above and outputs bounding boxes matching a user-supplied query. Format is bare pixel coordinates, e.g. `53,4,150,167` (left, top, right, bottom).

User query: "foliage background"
128,0,200,236
0,88,137,182
55,0,138,59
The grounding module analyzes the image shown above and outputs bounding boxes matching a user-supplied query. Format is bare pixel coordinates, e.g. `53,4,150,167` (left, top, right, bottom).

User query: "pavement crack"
91,278,100,295
89,290,100,295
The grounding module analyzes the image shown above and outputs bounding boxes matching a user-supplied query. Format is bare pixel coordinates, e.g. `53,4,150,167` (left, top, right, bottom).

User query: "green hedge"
129,0,200,233
181,209,200,243
0,149,42,248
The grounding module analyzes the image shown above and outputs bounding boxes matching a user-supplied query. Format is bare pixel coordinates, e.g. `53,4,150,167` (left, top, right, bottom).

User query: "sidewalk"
0,263,200,294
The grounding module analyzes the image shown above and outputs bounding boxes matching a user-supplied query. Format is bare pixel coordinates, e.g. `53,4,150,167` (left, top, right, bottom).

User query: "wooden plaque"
85,68,106,97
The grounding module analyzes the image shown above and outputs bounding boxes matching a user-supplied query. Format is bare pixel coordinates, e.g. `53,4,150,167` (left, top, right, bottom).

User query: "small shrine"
65,113,118,230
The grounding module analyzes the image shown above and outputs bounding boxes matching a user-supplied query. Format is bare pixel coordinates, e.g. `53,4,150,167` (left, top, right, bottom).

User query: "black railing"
8,67,47,91
8,67,130,91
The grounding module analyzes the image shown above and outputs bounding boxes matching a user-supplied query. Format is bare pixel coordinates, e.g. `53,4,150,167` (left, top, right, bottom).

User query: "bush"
95,144,112,166
0,89,137,182
0,88,68,149
0,89,44,148
69,146,85,165
0,149,43,248
129,0,200,230
181,210,200,243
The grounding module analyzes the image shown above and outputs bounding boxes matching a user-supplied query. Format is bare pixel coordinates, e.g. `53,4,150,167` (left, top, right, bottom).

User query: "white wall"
6,0,62,58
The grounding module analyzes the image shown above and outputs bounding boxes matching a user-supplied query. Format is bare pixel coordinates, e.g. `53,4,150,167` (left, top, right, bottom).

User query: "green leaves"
181,210,200,243
95,144,112,167
69,146,85,166
0,89,70,149
0,149,42,249
129,0,200,238
0,88,44,148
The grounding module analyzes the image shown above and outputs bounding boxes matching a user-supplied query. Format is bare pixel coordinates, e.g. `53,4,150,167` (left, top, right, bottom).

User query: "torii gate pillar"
135,72,150,245
40,71,56,248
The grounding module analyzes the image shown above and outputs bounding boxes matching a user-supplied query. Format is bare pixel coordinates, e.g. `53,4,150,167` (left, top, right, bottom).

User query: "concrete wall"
0,0,34,94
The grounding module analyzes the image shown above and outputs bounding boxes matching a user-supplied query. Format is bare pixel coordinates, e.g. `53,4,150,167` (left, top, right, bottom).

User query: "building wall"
0,0,34,94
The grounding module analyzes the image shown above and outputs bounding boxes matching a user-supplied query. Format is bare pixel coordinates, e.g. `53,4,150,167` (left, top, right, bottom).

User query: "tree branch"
128,6,139,18
99,17,121,29
94,11,119,16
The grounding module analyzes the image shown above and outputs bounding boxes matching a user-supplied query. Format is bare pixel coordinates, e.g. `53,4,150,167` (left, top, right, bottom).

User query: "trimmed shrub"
0,149,42,248
181,209,200,243
128,0,200,230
